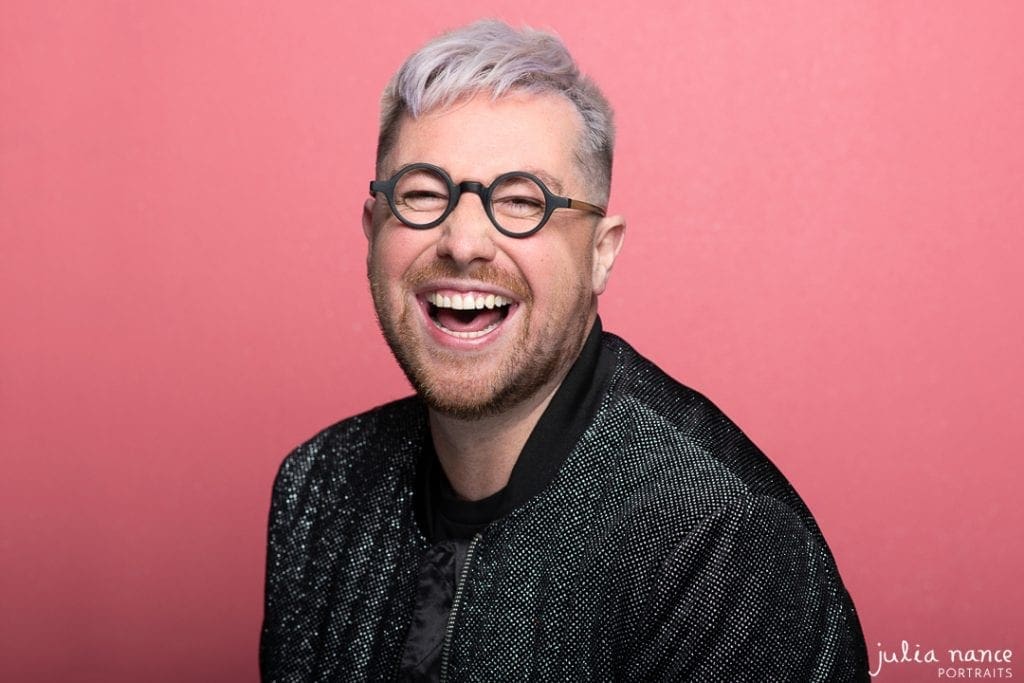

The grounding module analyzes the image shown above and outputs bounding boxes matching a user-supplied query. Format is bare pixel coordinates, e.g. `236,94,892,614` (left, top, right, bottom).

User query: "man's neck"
427,376,562,502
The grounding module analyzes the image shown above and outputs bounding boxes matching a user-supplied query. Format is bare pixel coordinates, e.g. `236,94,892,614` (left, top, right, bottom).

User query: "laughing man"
260,20,869,682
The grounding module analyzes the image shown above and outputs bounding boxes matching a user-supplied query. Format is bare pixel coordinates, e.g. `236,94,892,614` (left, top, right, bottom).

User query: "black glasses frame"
369,163,606,238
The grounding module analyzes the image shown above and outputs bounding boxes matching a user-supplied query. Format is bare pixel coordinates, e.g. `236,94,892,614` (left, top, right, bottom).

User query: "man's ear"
591,214,626,295
362,196,377,242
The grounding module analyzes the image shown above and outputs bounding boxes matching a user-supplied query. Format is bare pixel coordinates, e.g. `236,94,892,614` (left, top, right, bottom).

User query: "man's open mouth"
425,291,514,339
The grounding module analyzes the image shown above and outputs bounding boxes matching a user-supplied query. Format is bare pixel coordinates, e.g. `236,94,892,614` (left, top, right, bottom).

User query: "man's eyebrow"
518,168,564,195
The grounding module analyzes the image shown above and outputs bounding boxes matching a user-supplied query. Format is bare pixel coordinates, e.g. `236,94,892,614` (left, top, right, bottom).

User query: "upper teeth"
428,292,510,310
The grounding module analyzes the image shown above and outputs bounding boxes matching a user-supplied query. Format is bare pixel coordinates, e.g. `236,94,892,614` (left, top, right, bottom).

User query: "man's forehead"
381,91,584,191
381,161,566,195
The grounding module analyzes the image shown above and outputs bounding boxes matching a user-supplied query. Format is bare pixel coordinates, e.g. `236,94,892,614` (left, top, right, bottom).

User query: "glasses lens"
393,167,451,226
490,174,547,234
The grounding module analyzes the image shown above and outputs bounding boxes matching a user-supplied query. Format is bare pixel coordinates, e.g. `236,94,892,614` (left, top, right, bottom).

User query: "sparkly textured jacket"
261,333,869,681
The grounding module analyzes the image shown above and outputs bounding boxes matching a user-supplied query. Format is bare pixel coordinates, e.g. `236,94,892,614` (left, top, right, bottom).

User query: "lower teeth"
433,319,499,339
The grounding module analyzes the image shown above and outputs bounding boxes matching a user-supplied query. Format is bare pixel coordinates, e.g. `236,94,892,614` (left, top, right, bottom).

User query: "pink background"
2,2,1022,680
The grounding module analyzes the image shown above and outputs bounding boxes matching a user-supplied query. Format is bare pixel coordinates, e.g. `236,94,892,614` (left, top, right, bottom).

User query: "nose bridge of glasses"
454,180,488,207
446,179,491,221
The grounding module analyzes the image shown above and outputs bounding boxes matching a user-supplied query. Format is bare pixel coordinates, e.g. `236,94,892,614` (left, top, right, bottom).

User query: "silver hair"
375,20,615,204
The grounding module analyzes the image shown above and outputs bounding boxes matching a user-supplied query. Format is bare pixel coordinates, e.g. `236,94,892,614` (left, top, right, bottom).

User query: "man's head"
363,20,625,420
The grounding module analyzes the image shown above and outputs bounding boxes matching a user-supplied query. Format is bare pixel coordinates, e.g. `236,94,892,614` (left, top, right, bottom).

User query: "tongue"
436,307,504,333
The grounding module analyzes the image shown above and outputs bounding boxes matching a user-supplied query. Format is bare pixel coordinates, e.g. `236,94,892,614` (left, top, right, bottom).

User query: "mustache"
404,261,532,302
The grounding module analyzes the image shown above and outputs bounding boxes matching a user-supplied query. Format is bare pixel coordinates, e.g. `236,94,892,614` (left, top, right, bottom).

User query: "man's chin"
405,367,521,420
421,392,509,421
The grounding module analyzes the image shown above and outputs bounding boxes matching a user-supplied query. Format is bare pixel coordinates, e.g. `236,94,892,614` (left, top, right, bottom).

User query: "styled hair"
376,20,615,204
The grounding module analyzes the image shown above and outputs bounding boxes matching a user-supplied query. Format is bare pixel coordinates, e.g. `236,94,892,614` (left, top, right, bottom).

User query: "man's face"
363,91,622,419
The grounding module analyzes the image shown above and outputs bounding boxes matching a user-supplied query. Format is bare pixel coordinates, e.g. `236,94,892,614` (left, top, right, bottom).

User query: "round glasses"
369,163,606,238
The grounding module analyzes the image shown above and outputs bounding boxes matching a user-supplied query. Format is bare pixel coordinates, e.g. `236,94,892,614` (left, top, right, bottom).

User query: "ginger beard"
368,254,595,420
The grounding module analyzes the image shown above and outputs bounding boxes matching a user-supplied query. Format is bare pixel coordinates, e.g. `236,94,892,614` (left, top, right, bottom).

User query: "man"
261,20,869,682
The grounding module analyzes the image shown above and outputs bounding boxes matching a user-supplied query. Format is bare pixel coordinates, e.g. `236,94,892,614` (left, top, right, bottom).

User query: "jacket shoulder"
270,396,427,517
600,331,754,453
597,332,821,530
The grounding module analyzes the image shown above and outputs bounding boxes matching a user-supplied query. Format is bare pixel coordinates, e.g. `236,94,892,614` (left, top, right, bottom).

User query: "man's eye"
398,191,449,210
494,196,545,217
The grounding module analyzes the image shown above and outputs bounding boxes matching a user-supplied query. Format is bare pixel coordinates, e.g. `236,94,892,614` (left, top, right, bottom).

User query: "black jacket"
261,333,869,681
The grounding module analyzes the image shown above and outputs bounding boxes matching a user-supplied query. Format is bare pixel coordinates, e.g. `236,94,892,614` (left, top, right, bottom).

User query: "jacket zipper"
440,532,482,682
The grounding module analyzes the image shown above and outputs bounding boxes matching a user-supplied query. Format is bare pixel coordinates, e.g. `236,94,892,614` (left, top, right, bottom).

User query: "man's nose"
434,192,497,266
